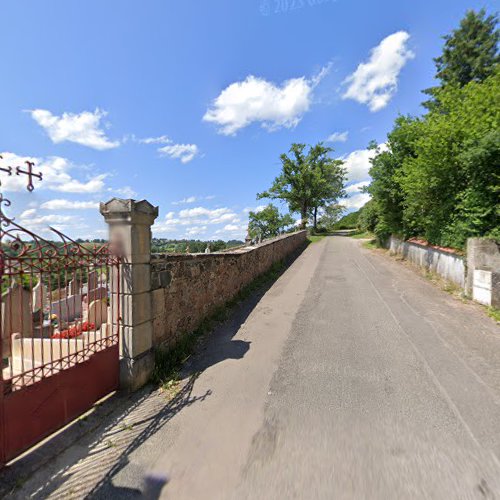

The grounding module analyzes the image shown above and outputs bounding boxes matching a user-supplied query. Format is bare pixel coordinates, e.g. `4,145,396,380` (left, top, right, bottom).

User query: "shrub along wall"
150,231,307,347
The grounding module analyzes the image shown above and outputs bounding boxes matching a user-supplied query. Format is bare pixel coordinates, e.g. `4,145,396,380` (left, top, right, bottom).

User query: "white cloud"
342,192,371,210
172,196,197,205
158,143,199,164
203,69,328,135
0,152,107,193
172,195,215,205
243,205,266,213
30,108,120,150
185,226,208,236
326,131,349,143
111,186,138,198
138,135,171,145
40,199,99,210
179,207,236,220
153,205,241,238
222,224,239,231
20,209,37,219
341,145,386,183
345,180,370,194
342,31,414,112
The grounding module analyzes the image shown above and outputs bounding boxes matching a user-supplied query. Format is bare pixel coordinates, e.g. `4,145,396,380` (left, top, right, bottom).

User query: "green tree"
424,9,499,107
317,204,344,232
357,200,379,234
258,143,345,230
436,9,499,86
367,117,422,241
248,204,294,239
401,70,500,248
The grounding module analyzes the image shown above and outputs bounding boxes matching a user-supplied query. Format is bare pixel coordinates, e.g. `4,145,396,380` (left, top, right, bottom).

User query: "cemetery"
2,270,113,389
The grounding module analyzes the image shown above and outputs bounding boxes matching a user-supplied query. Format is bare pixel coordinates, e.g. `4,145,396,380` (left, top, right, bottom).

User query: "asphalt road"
12,236,500,499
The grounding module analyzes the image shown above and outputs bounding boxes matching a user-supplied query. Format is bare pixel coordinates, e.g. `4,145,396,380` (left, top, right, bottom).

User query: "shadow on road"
2,244,307,498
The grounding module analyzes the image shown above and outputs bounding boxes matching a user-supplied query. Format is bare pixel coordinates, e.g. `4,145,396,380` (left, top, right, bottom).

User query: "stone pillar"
466,238,500,298
100,198,159,391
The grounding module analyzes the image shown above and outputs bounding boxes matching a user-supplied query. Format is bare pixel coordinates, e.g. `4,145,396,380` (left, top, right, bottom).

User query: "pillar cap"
100,198,159,225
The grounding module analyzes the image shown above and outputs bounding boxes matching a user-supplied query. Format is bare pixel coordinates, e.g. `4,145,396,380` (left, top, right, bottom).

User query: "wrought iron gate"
0,159,121,466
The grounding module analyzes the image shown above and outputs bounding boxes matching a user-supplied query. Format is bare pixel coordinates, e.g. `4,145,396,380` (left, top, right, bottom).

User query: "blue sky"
1,0,495,241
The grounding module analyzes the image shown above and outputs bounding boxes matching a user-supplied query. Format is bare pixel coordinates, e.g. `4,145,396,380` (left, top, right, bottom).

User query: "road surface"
13,236,500,499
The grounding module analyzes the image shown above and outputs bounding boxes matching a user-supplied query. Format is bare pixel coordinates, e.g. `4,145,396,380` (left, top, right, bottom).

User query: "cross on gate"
0,155,13,177
16,161,42,192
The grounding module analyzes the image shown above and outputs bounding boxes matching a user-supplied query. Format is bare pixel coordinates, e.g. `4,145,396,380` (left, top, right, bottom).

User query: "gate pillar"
100,198,159,391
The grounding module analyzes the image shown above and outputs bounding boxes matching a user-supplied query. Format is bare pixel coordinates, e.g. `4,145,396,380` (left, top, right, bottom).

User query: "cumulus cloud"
158,143,199,164
326,131,349,143
0,152,107,193
138,135,200,164
342,31,414,111
30,109,120,150
345,180,370,194
341,145,386,183
40,199,99,210
242,205,266,213
153,205,241,237
342,192,371,210
172,195,214,205
138,135,171,145
203,68,329,135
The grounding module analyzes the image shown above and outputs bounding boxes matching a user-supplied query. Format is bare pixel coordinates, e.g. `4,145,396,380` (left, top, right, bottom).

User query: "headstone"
1,282,34,357
86,286,108,302
32,278,45,313
87,270,99,291
51,293,82,324
66,278,81,296
88,299,108,330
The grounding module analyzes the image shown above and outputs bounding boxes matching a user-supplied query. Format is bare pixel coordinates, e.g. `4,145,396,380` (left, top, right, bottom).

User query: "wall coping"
393,236,464,259
151,230,307,262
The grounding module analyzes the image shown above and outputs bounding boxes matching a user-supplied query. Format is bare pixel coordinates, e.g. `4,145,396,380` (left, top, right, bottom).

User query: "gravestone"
86,286,108,302
87,270,99,292
32,278,45,313
88,299,108,330
50,294,82,324
66,278,81,296
1,282,33,358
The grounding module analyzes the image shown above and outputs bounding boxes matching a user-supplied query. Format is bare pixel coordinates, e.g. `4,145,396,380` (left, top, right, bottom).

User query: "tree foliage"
317,204,344,232
435,9,499,86
367,9,499,250
248,204,294,239
368,69,499,249
424,9,499,107
258,143,345,229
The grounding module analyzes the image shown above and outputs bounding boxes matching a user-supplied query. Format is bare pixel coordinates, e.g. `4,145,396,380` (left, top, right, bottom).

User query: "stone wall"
389,236,466,288
151,231,307,347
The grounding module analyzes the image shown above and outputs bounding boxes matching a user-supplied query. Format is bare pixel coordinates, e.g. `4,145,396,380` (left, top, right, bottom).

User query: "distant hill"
333,206,364,230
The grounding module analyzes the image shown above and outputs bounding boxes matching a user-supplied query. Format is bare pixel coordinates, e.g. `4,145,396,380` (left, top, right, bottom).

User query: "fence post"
100,198,158,391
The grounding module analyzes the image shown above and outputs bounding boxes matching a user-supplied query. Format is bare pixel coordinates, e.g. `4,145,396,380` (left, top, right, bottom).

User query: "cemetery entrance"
0,220,121,466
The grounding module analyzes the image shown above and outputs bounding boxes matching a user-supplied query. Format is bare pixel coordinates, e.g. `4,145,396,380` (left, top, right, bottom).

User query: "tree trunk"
300,204,307,230
313,206,318,232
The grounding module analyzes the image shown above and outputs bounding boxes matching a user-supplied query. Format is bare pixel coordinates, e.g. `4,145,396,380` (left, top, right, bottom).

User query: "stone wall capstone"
151,231,307,347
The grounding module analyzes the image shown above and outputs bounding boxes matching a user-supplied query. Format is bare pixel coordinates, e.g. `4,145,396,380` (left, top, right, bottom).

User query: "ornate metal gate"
0,159,121,466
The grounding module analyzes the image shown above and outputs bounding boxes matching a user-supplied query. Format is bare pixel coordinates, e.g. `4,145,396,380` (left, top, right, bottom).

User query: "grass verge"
150,252,303,389
487,306,500,323
307,235,325,243
349,231,374,239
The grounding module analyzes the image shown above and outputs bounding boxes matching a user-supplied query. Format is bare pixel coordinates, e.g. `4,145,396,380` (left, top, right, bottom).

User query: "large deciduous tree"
258,143,345,230
248,204,294,239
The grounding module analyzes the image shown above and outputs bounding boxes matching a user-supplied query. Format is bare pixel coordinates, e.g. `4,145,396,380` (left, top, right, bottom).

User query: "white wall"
389,236,465,288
